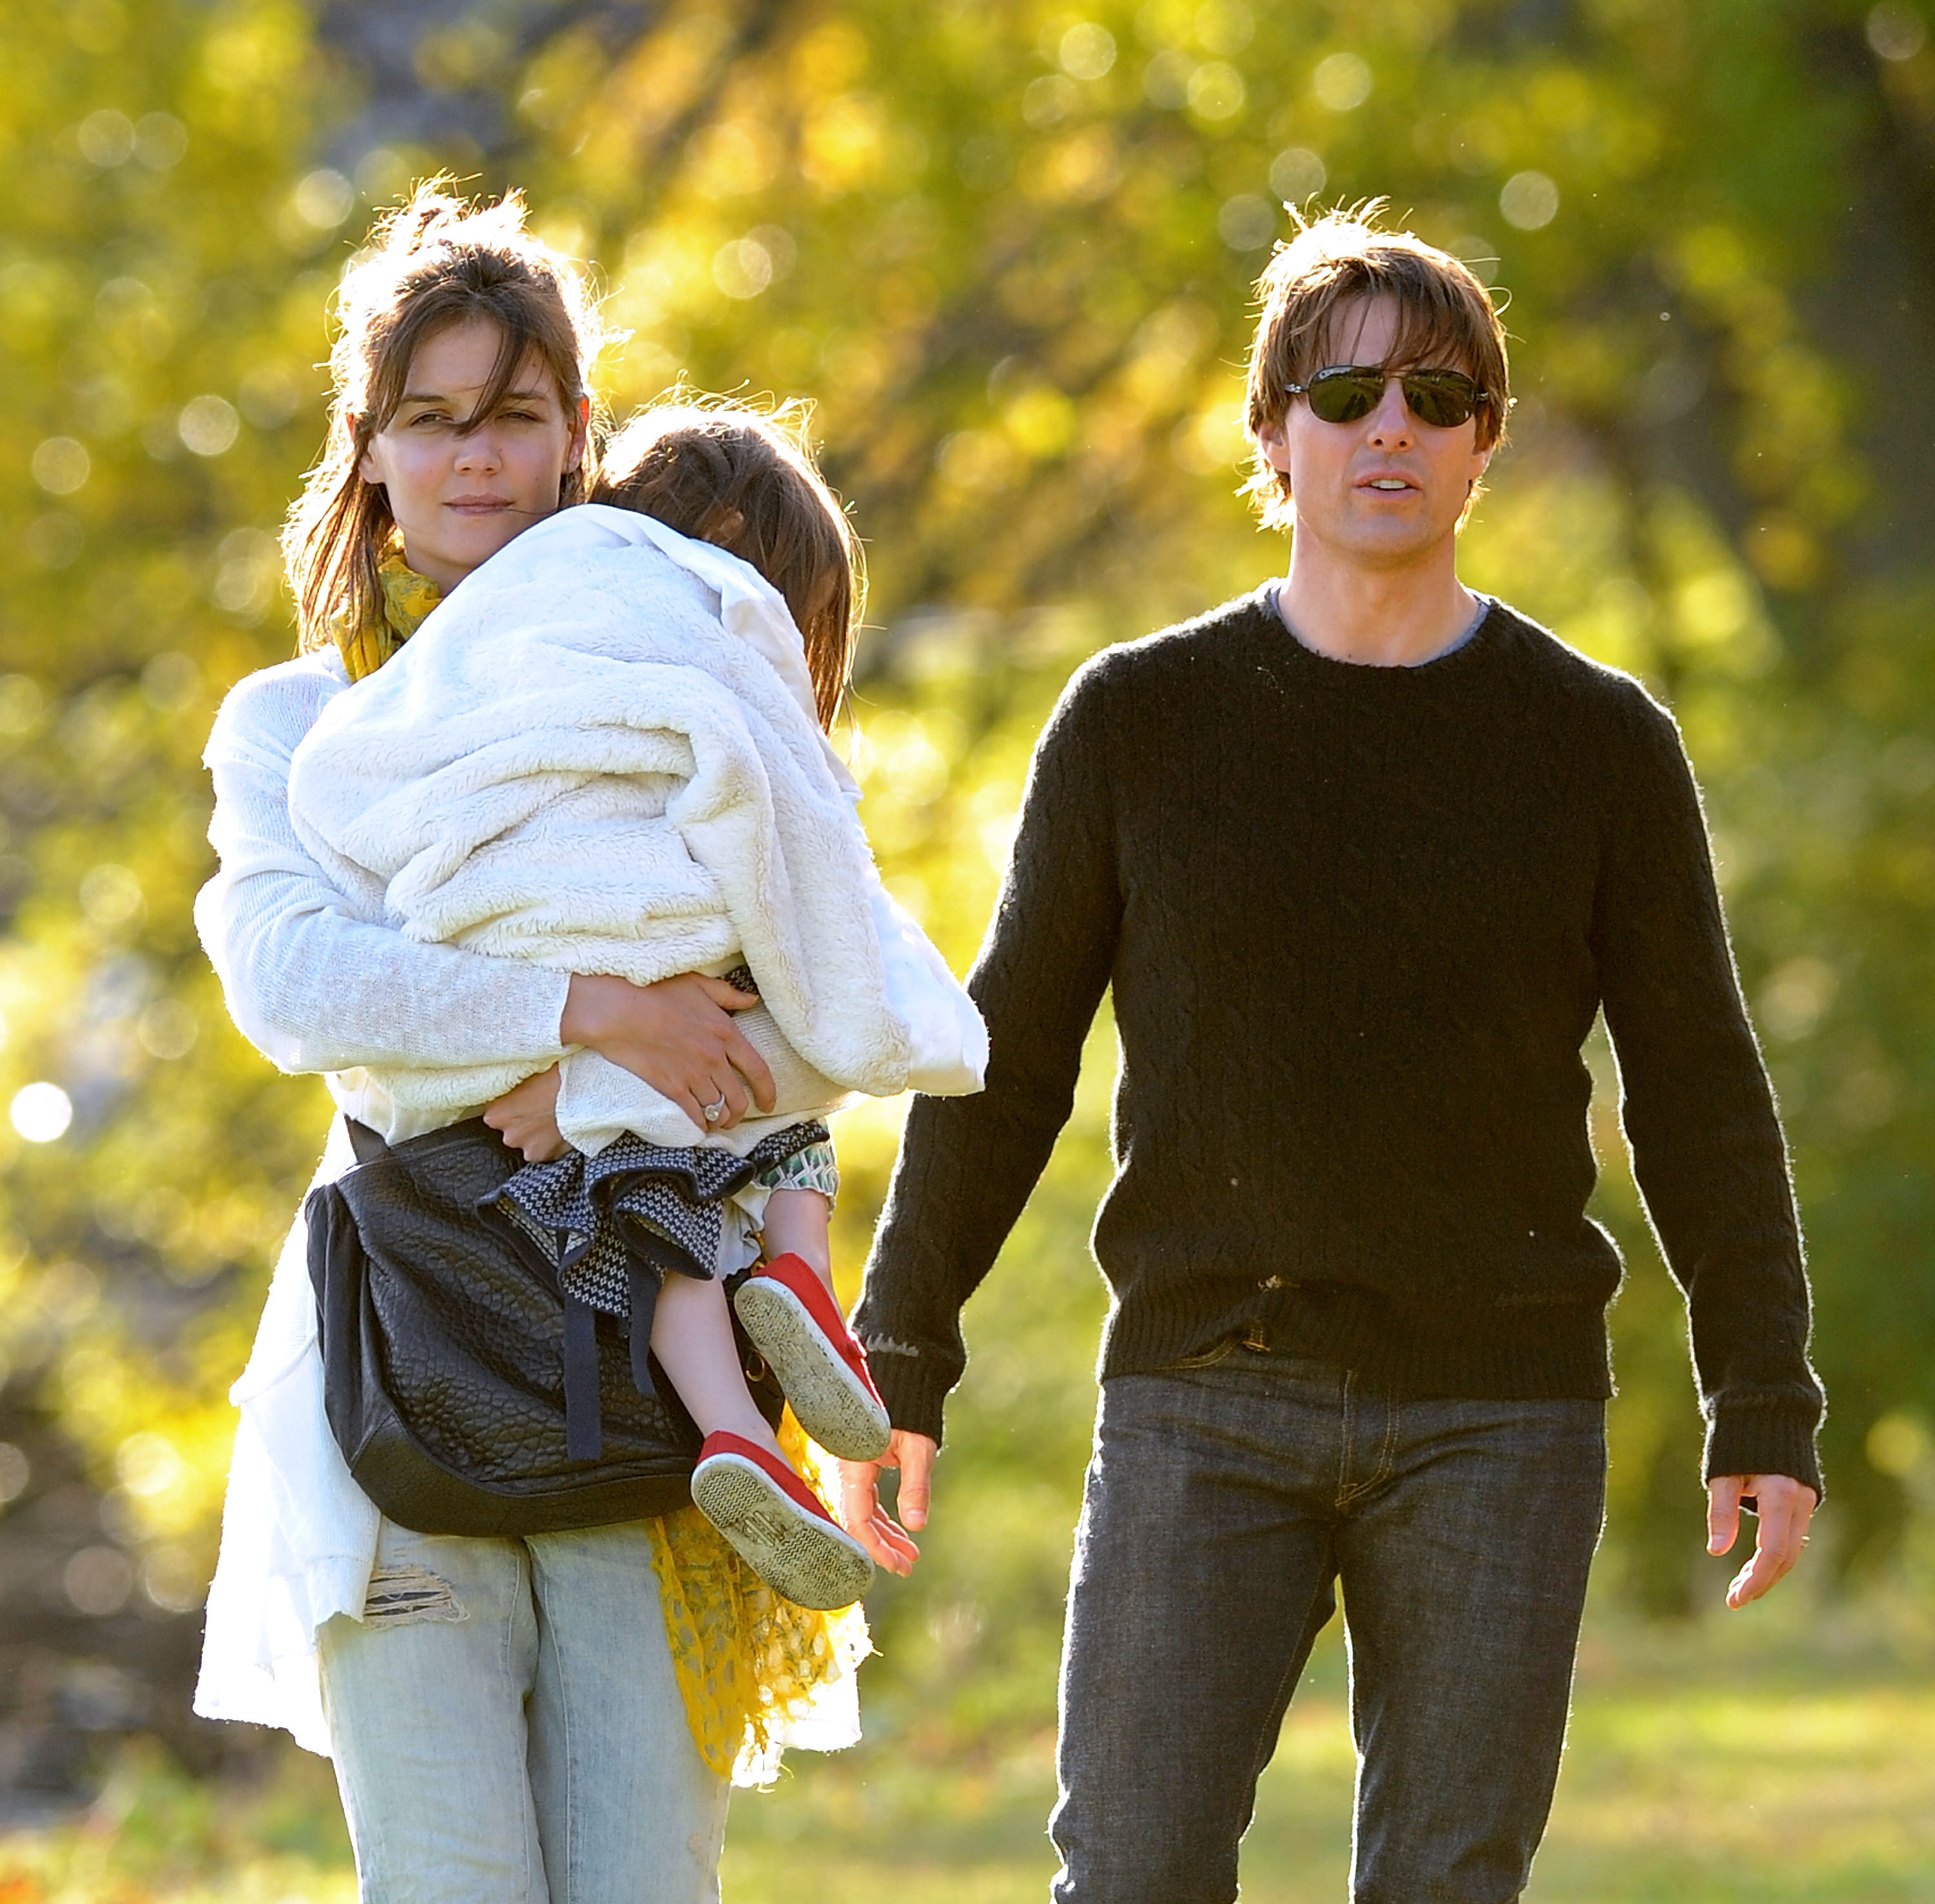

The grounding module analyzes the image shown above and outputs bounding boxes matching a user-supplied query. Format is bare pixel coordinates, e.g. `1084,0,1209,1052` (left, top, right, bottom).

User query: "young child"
283,402,987,1611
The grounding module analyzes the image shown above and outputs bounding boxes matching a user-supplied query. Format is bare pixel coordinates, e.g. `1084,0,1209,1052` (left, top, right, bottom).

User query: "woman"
194,184,857,1902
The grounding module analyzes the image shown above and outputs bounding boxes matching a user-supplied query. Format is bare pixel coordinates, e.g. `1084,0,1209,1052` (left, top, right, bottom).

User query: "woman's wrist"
560,972,594,1048
561,971,621,1051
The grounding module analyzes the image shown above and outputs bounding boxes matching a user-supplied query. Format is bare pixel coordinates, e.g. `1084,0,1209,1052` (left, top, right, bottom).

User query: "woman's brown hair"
286,179,604,662
1244,203,1511,530
592,401,862,731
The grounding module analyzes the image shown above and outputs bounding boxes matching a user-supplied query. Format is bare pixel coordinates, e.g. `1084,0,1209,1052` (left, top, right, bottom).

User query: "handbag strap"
344,1117,389,1167
561,1264,663,1463
562,1294,603,1463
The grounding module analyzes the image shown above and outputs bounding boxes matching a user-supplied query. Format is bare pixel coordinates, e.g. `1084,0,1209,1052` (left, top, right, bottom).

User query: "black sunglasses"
1287,364,1491,430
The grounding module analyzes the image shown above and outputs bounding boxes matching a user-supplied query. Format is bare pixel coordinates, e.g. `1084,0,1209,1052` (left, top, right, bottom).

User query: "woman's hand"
482,1066,570,1162
562,972,777,1133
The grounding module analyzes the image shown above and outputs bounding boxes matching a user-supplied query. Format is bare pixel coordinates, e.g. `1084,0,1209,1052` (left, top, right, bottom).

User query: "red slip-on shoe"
690,1432,875,1611
733,1253,891,1462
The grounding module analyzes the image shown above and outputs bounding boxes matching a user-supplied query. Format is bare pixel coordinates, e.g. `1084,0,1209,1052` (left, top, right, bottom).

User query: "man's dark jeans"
1049,1341,1606,1904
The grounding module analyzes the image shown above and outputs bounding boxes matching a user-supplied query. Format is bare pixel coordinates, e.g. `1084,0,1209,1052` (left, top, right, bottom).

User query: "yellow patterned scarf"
335,549,445,682
337,559,870,1782
654,1413,873,1785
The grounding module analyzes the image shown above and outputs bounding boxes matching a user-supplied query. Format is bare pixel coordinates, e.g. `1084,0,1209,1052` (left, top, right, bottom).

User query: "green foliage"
1,0,1934,1794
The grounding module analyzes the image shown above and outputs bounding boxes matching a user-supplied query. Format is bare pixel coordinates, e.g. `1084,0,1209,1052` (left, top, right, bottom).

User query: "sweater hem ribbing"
1099,1290,1613,1402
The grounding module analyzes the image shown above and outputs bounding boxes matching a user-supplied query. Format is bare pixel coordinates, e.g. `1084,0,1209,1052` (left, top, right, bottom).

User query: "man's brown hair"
1244,203,1511,531
593,401,861,730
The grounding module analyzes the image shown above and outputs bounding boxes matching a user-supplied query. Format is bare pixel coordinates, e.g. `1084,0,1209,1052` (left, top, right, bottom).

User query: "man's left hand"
835,1431,934,1578
1707,1473,1818,1608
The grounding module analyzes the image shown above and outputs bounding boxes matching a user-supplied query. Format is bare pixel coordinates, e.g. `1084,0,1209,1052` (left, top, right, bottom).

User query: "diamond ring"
702,1095,728,1124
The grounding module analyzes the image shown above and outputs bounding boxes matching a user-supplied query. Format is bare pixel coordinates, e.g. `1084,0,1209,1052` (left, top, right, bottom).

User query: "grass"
5,1605,1935,1901
720,1603,1935,1903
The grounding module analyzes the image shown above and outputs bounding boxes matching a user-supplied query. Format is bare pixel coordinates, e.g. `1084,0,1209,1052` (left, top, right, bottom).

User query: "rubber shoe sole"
690,1452,875,1611
734,1276,891,1462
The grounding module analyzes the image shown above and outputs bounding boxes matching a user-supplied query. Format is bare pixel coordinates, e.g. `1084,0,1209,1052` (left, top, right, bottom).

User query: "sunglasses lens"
1402,373,1481,428
1305,371,1382,424
1304,369,1484,428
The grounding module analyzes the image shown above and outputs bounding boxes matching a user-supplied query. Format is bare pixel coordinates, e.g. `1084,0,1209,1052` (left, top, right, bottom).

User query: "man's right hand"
835,1430,937,1577
561,971,777,1133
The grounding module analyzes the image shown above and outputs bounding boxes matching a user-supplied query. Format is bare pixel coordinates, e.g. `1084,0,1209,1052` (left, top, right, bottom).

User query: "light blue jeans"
318,1516,729,1904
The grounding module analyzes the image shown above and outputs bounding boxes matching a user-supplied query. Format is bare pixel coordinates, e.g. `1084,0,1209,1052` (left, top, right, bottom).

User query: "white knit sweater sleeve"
195,651,571,1076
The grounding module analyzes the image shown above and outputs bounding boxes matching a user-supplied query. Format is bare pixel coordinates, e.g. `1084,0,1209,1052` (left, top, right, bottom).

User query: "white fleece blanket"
284,505,985,1152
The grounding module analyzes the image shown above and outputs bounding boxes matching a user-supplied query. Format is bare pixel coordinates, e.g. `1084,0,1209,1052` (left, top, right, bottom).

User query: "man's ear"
1256,415,1293,477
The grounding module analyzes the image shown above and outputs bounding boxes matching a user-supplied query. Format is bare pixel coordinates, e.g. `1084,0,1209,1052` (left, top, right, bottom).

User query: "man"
838,209,1823,1904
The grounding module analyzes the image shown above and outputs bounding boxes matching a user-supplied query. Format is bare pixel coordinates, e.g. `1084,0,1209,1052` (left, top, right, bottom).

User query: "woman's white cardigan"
192,517,984,1752
193,648,575,1752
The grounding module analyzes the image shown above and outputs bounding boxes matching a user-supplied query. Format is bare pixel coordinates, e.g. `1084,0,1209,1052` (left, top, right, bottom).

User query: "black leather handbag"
306,1118,767,1538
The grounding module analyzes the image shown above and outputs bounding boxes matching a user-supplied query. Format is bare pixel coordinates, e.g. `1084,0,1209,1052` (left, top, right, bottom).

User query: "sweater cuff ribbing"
867,1354,955,1449
1703,1405,1823,1502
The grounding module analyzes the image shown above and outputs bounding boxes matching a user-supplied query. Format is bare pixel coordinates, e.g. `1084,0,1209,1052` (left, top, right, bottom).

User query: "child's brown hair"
592,402,860,730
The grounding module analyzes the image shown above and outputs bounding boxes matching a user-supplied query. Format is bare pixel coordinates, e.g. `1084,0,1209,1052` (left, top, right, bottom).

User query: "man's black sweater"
854,589,1823,1494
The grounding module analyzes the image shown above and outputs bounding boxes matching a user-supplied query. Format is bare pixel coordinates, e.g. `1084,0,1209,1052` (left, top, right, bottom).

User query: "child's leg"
736,1183,889,1463
760,1188,831,1285
663,1269,875,1608
649,1274,784,1460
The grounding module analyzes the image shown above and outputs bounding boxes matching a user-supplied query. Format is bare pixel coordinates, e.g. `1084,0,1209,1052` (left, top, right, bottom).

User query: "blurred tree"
2,0,1934,1785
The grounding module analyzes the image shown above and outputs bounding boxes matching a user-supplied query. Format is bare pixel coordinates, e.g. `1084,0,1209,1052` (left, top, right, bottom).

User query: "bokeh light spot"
143,1545,206,1614
137,998,199,1061
12,1083,72,1144
31,438,90,497
115,1431,184,1498
133,112,186,169
178,395,240,457
1143,50,1196,109
77,109,135,167
1867,1411,1930,1476
1059,23,1116,80
1023,73,1078,126
292,168,354,230
713,236,775,299
1269,147,1327,203
1868,2,1928,59
64,1546,133,1618
1218,193,1277,250
79,862,143,926
1187,61,1247,120
1312,53,1373,112
1500,170,1560,230
0,1444,30,1505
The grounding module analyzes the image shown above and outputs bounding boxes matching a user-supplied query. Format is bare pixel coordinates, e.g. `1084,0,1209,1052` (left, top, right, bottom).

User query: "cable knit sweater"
854,588,1824,1495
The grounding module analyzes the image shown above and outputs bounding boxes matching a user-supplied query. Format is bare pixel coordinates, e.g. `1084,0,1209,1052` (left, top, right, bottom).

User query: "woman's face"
356,316,588,593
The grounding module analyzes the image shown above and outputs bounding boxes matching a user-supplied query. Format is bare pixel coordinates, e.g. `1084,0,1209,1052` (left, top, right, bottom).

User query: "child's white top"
283,504,985,1152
